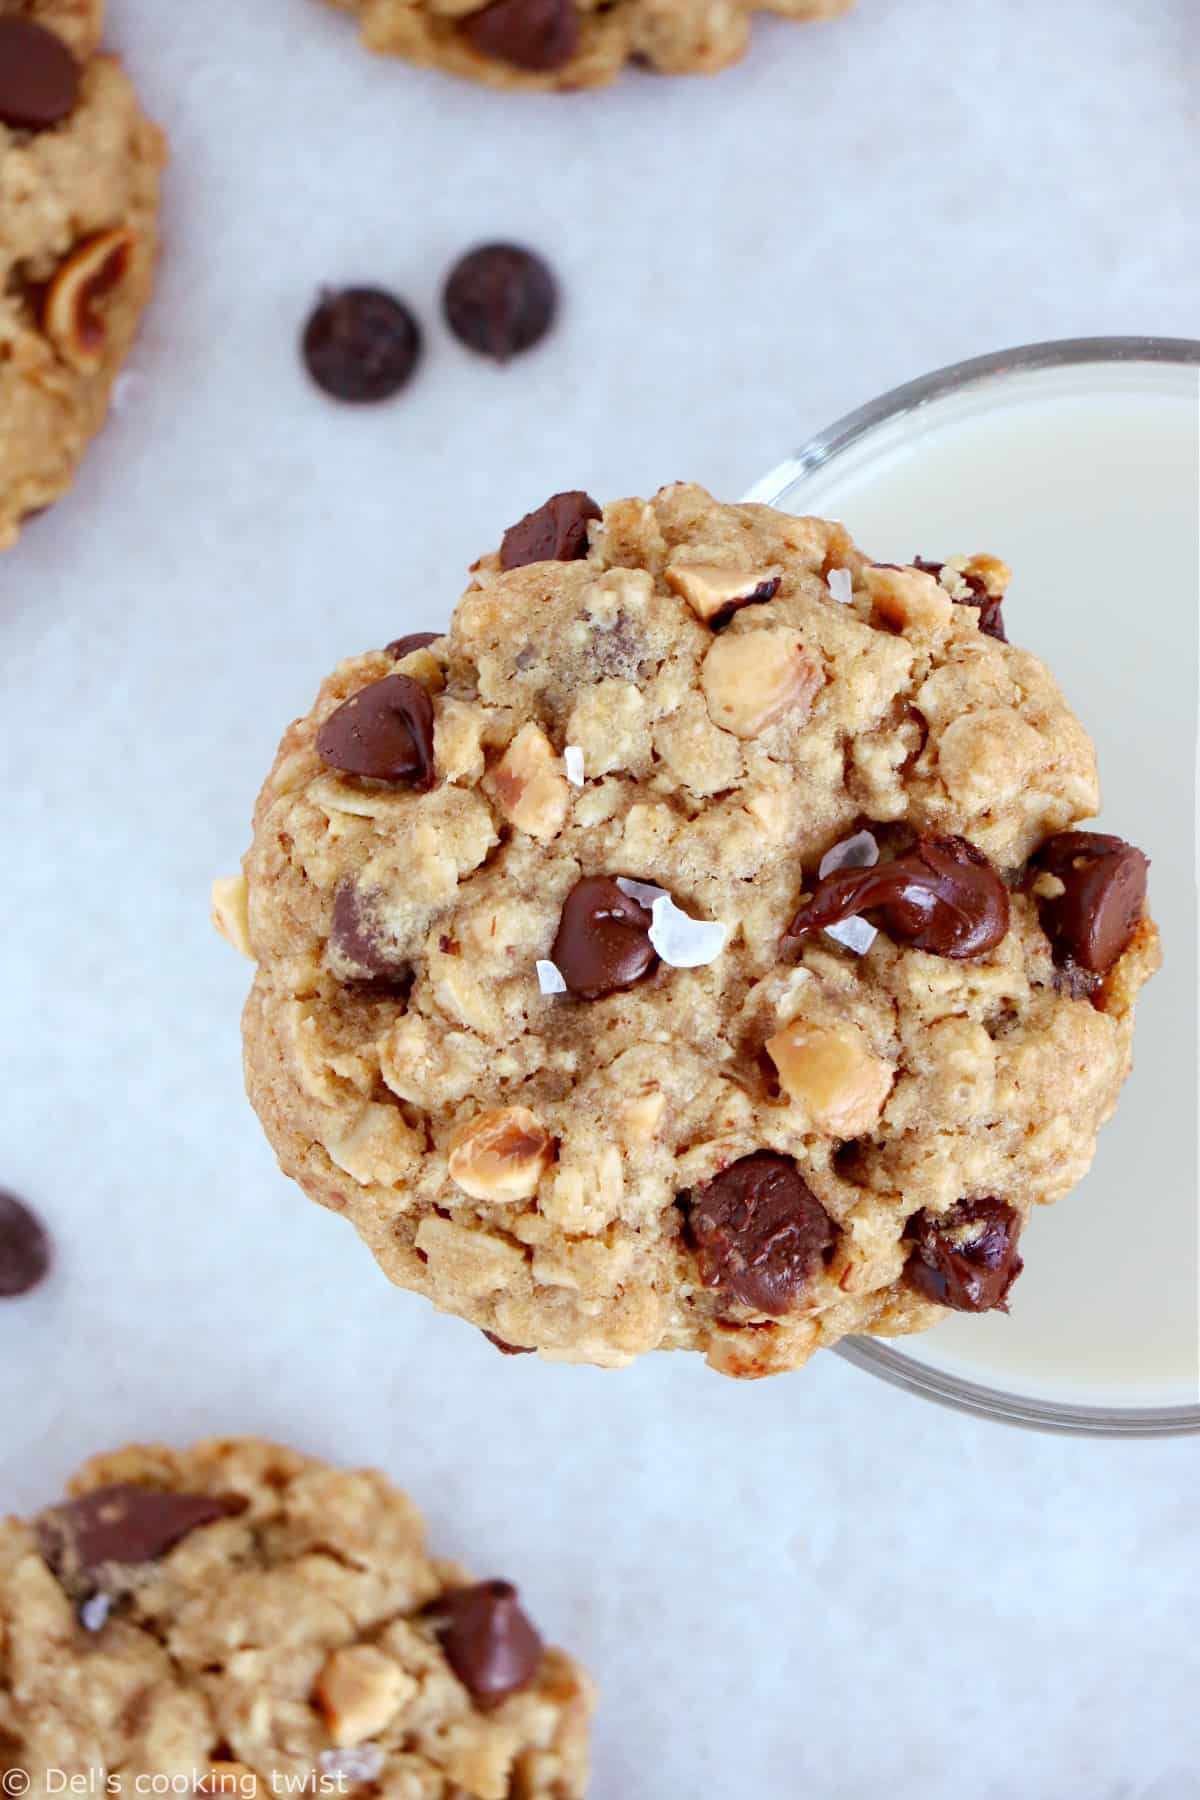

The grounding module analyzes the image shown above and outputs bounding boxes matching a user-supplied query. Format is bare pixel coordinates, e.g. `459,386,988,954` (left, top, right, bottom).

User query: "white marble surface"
3,1,1199,1794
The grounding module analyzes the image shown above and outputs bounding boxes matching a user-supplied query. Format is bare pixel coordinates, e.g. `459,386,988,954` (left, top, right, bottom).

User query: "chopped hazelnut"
315,1645,415,1748
665,561,781,625
42,227,136,374
700,629,823,738
210,874,253,959
447,1105,555,1201
485,723,570,839
765,1018,893,1137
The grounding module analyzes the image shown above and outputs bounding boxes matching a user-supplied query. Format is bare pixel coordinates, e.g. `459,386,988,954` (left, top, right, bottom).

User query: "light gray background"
2,2,1198,1795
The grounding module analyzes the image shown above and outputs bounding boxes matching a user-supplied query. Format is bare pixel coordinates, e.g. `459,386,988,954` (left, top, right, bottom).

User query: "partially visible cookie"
322,0,851,91
0,0,165,550
0,1438,593,1796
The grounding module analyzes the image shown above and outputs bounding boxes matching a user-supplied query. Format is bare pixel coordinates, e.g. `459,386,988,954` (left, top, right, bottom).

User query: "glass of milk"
748,339,1200,1435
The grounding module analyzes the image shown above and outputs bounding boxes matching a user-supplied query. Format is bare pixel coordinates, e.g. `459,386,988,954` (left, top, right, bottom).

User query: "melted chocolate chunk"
0,17,80,130
685,1151,837,1315
459,0,579,70
1033,830,1148,975
550,876,656,999
316,674,436,789
709,574,782,630
38,1486,244,1600
786,833,1009,960
499,491,600,571
912,556,1007,641
904,1199,1024,1312
434,1581,543,1702
443,244,557,363
386,631,440,660
482,1330,535,1356
329,884,413,994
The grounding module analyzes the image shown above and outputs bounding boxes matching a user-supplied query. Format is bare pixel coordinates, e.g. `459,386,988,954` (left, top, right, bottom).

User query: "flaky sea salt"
319,1746,385,1786
817,829,879,954
536,959,567,994
647,895,727,968
564,745,585,786
827,567,854,605
79,1592,112,1633
615,876,668,909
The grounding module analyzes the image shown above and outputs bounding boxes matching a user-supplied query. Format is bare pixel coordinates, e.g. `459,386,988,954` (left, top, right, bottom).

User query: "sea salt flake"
564,745,585,786
648,895,727,968
79,1593,112,1633
319,1746,385,1786
827,567,854,605
819,829,879,878
536,959,567,995
616,876,668,909
825,916,878,955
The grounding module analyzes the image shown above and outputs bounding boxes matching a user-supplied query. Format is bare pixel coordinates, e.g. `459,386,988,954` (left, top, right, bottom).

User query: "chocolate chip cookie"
0,0,165,549
321,0,850,91
0,1438,593,1795
223,483,1158,1378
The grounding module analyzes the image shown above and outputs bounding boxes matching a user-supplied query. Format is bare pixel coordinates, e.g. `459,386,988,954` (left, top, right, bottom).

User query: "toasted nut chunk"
42,227,136,374
315,1645,416,1748
197,1767,258,1797
620,1086,665,1146
766,1018,893,1137
485,723,570,839
700,628,823,738
665,561,780,625
211,874,253,959
863,565,952,635
448,1105,555,1201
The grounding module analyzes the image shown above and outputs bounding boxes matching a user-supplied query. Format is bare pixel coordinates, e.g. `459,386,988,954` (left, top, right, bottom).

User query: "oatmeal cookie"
0,1438,593,1796
321,0,850,91
0,0,165,549
223,483,1159,1378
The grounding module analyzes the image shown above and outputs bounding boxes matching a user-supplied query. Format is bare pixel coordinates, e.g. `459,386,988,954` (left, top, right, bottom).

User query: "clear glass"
749,338,1200,1437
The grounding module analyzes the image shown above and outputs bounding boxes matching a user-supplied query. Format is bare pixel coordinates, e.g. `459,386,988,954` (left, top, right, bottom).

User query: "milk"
760,361,1199,1408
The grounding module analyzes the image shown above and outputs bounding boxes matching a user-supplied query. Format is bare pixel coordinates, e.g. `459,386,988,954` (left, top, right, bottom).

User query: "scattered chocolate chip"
905,1199,1024,1312
0,1190,51,1298
912,556,1006,641
1033,830,1148,975
302,288,422,404
435,1580,543,1702
37,1486,245,1601
443,245,557,364
1051,957,1102,1002
316,674,436,789
786,833,1009,960
685,1152,837,1315
329,883,413,994
482,1330,534,1356
499,491,600,571
551,876,656,999
460,0,579,71
386,631,440,660
0,17,80,130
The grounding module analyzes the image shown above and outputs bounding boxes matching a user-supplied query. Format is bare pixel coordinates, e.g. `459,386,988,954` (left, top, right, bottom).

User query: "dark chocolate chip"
786,833,1009,960
1033,830,1148,975
499,491,600,571
0,1190,51,1298
316,674,436,789
709,575,782,631
482,1330,535,1356
435,1580,543,1702
386,631,440,660
37,1486,245,1601
0,17,79,130
905,1199,1024,1312
443,245,557,364
301,288,422,404
685,1151,837,1315
551,876,656,999
329,884,413,994
459,0,579,71
912,556,1006,641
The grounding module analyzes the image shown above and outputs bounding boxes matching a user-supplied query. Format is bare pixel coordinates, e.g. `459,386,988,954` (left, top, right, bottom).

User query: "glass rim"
748,334,1200,1439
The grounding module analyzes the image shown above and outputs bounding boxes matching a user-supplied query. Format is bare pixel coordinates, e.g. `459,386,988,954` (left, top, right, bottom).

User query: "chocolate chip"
302,288,422,404
685,1151,837,1315
912,557,1006,641
482,1330,534,1355
443,245,557,364
435,1581,543,1702
787,833,1009,960
37,1486,245,1601
499,491,600,571
316,674,436,789
905,1199,1024,1312
329,884,413,994
386,631,440,660
0,17,80,130
1033,830,1148,975
0,1190,51,1298
551,876,656,999
459,0,579,71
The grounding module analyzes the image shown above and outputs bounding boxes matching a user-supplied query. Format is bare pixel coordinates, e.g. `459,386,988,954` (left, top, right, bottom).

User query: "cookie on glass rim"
218,482,1158,1379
